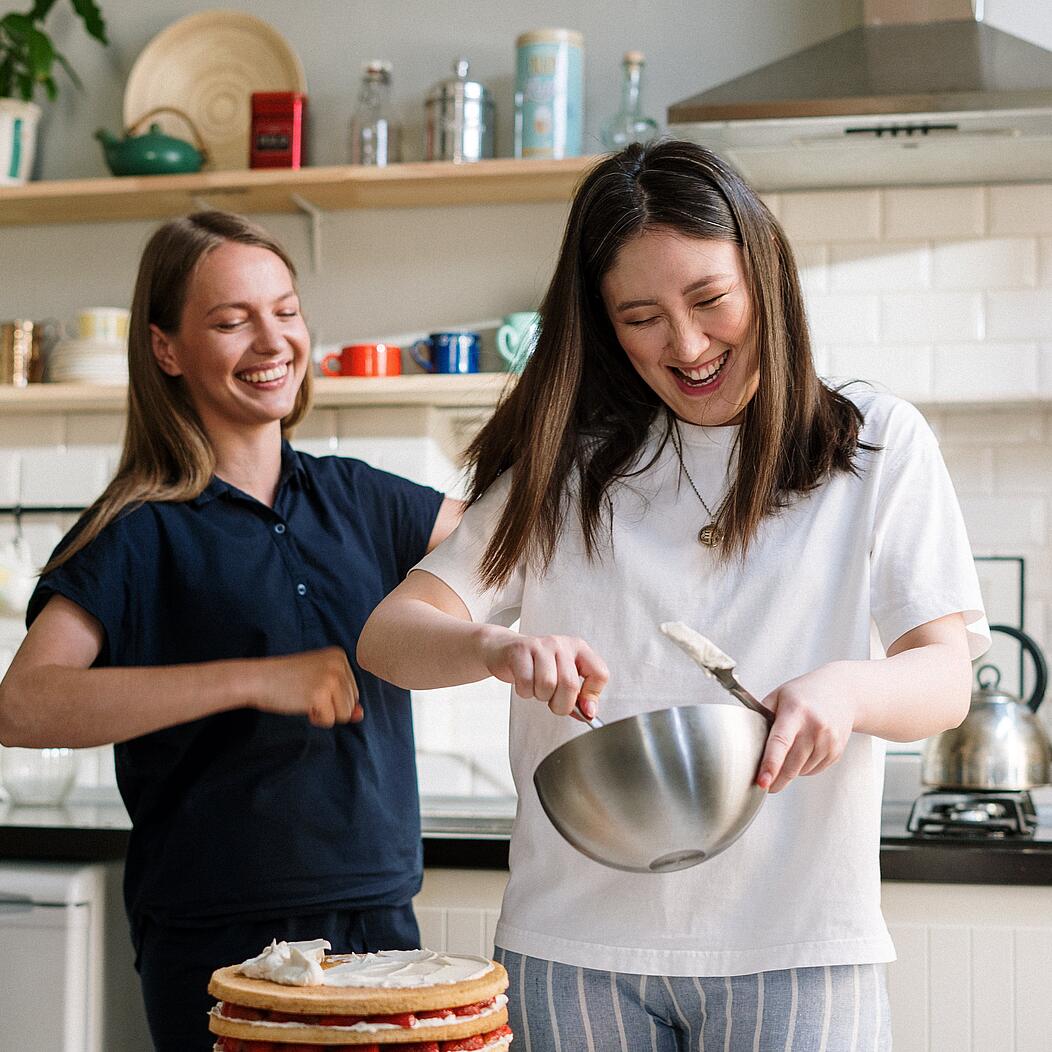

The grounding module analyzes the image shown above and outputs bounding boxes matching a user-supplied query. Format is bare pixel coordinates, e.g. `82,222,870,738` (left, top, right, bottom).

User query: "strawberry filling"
219,997,498,1028
213,1022,513,1051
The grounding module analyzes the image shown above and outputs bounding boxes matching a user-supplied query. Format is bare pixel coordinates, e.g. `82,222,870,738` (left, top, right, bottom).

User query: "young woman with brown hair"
358,141,988,1050
0,211,461,1051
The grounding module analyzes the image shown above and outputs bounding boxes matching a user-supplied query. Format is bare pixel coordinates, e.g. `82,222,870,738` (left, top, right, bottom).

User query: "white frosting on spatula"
659,621,735,673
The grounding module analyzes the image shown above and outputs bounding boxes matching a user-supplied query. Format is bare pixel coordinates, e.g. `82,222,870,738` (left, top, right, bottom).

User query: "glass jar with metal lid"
349,60,401,166
424,58,495,163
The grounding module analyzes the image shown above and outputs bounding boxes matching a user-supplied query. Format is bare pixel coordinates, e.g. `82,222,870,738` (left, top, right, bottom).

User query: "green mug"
497,311,540,373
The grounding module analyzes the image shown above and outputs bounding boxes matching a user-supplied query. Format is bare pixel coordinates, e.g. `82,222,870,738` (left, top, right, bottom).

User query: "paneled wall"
883,882,1052,1052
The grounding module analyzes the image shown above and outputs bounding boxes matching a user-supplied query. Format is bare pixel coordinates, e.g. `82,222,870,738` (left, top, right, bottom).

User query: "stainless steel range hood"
667,0,1052,190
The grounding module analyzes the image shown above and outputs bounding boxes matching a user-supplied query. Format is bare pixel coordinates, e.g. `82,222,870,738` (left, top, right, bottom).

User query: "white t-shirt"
415,390,988,977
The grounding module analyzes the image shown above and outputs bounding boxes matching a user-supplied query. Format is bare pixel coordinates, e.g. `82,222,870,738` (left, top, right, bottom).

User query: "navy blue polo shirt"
27,444,444,926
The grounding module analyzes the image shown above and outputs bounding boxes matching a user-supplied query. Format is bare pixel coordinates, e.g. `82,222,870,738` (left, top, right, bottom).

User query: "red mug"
320,343,402,377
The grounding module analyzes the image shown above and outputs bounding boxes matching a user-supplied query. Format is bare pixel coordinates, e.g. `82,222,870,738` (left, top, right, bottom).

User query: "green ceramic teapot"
96,107,208,176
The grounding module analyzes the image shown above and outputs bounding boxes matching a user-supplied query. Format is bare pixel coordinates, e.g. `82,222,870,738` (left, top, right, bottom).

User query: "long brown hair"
467,139,872,588
42,211,312,574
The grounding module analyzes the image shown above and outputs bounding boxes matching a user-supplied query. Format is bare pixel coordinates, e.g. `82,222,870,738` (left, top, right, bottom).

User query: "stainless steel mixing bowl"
533,704,769,873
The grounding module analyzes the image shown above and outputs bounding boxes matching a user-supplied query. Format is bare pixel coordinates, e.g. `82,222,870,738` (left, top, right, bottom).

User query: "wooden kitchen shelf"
4,378,1048,415
0,373,514,413
0,157,597,227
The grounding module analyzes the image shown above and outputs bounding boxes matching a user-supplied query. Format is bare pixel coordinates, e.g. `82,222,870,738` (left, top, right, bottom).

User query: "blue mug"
410,331,480,374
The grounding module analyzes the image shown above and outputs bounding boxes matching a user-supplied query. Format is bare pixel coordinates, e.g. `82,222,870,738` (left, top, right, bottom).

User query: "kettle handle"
125,106,210,161
989,623,1048,713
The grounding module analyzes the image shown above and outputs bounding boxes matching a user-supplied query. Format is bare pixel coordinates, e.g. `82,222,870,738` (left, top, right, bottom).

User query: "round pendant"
698,523,722,547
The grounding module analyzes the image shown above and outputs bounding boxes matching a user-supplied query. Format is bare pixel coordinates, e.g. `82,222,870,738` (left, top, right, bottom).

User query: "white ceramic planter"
0,98,41,185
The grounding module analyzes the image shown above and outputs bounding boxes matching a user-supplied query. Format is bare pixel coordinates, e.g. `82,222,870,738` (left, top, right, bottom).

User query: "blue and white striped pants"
494,948,892,1052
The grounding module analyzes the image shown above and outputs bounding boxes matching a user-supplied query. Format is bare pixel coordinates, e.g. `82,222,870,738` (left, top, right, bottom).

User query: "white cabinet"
883,882,1052,1052
0,860,149,1052
414,867,506,958
0,863,99,1051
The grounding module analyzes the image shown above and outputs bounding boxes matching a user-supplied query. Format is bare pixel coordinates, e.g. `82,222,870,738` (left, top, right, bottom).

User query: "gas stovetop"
907,790,1039,839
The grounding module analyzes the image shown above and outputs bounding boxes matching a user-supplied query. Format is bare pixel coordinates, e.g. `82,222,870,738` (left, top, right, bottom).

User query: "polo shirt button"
274,523,286,534
296,583,307,596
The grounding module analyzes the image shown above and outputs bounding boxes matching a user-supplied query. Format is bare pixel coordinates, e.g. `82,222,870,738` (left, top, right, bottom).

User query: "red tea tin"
250,92,308,169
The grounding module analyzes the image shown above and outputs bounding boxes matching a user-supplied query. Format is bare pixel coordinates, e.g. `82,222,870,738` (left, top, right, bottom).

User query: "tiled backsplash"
1,180,1051,801
767,183,1052,402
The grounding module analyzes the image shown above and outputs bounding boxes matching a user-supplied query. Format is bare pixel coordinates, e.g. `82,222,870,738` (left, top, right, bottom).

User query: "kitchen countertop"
3,794,1052,885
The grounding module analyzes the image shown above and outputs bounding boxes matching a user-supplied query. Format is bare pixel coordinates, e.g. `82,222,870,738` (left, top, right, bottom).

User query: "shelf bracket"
290,193,324,273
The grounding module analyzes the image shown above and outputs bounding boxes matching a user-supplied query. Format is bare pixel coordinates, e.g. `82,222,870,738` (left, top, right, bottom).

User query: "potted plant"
0,0,107,184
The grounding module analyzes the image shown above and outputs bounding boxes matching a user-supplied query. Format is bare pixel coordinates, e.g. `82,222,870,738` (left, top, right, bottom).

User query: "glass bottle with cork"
600,51,660,150
349,60,401,165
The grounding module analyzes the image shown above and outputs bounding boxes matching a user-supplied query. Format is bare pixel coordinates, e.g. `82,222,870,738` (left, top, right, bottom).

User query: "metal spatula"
659,621,773,724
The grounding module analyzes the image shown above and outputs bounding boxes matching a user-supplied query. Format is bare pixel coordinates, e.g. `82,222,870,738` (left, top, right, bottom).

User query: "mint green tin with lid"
514,28,583,159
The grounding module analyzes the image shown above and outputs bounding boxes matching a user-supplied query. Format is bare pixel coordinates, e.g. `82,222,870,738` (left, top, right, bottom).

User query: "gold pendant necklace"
671,425,730,548
697,522,722,547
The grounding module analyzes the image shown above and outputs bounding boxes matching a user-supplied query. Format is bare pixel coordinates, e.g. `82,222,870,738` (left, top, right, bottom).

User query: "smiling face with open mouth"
150,240,310,442
601,228,759,427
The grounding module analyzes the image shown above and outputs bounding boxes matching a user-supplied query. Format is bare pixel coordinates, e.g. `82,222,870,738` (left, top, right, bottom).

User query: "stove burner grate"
907,791,1037,839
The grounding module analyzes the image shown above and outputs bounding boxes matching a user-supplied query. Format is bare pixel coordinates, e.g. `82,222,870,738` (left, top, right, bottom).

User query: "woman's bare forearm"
848,641,972,741
359,573,610,720
757,618,973,792
358,591,507,689
0,659,268,748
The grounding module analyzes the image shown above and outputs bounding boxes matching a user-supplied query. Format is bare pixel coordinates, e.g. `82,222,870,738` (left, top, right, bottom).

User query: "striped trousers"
494,948,892,1052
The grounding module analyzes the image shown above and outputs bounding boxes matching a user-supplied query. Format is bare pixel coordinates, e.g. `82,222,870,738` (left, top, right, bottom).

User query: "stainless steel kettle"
922,624,1050,791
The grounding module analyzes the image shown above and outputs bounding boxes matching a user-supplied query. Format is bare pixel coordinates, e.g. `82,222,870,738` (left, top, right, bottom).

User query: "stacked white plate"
47,337,129,384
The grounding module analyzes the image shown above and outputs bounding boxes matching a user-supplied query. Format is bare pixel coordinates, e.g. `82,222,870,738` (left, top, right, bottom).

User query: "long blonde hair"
42,211,312,575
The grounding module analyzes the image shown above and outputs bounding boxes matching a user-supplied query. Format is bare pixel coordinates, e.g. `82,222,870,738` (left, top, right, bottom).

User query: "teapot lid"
428,58,491,105
973,663,1024,706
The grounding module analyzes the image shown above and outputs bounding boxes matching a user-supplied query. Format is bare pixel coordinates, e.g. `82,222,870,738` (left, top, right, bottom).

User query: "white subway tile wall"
1041,238,1052,285
883,186,985,241
931,344,1041,402
0,456,18,505
2,181,1052,797
779,189,882,242
987,184,1052,235
932,237,1038,289
829,243,930,292
826,345,934,401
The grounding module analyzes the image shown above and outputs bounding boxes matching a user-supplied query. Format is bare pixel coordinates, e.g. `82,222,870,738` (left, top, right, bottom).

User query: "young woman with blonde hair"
358,141,988,1050
0,210,460,1051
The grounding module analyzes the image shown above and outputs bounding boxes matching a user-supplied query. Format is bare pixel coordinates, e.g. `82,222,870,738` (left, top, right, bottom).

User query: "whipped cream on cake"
237,941,494,989
238,939,328,986
323,949,494,988
210,938,512,1051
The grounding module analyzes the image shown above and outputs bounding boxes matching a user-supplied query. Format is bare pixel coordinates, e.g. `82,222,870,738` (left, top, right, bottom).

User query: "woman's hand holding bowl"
758,664,858,793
